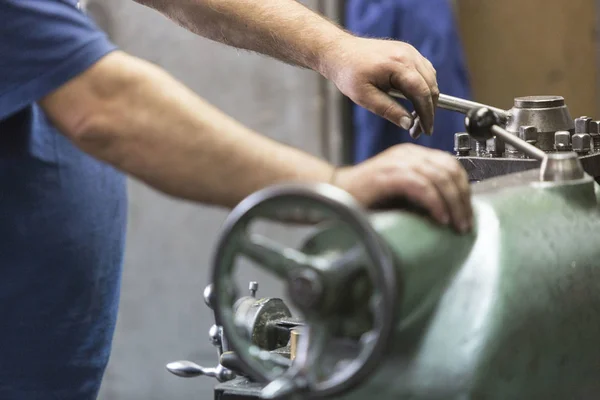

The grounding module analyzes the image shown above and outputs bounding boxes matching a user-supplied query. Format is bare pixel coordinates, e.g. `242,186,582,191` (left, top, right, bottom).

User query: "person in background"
0,1,472,399
346,0,472,162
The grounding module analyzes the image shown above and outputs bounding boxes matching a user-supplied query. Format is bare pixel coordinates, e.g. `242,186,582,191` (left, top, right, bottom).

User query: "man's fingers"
418,151,473,231
384,170,450,225
357,86,413,130
415,161,470,233
416,58,439,133
389,69,435,135
416,59,439,102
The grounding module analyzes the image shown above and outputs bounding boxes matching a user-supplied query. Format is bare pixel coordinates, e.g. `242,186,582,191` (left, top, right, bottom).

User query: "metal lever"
465,107,545,160
465,107,585,182
164,284,236,383
388,90,510,122
166,360,235,382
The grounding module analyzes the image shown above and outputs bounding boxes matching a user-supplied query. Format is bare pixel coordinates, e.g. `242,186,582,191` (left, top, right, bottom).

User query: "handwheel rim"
211,183,400,398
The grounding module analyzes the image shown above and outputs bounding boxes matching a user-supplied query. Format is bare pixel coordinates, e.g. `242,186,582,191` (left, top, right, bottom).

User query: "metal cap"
554,131,572,151
514,95,564,109
575,116,592,134
572,133,591,154
540,152,585,182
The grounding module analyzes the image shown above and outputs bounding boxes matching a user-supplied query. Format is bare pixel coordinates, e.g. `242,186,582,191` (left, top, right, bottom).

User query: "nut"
572,133,591,154
575,116,592,134
554,131,571,151
453,132,471,155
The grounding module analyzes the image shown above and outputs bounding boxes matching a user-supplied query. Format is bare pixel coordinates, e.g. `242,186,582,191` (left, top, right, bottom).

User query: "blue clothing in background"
346,0,472,162
0,1,127,399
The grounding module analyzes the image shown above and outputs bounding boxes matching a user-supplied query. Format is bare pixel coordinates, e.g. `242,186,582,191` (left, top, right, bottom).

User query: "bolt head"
486,136,504,156
554,131,572,151
589,121,600,135
453,132,471,152
519,125,538,142
575,117,592,134
572,133,591,153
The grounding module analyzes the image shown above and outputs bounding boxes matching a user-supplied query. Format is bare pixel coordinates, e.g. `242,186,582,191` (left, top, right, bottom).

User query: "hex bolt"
554,131,572,151
453,132,471,156
589,120,600,152
519,125,538,144
575,116,592,134
572,133,591,155
518,126,539,158
475,139,487,156
486,136,504,158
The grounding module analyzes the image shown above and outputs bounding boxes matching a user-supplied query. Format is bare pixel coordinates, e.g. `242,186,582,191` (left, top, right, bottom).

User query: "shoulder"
0,0,118,120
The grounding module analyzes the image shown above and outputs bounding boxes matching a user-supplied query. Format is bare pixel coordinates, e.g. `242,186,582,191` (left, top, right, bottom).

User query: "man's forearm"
136,0,350,75
40,51,335,207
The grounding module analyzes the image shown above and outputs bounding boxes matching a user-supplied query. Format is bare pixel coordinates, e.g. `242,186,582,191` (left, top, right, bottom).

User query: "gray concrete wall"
86,1,336,399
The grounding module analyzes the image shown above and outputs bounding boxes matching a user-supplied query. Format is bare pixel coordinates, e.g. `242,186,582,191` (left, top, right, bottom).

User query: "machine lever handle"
388,90,509,122
165,360,235,382
465,107,546,161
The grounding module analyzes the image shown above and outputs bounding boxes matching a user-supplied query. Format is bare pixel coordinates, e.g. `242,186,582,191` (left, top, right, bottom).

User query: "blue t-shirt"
0,1,127,399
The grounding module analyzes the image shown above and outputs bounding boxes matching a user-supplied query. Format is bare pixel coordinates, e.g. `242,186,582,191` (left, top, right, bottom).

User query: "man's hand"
135,0,438,135
335,144,472,234
320,37,439,136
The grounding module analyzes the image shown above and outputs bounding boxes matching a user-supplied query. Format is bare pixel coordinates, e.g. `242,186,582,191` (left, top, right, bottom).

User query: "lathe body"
166,96,600,399
212,171,600,399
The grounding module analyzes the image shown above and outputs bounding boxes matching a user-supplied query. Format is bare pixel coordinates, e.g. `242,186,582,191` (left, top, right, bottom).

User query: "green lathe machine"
167,96,600,400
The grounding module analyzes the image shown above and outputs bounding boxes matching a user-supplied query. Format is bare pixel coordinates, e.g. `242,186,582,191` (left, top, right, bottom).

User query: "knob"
572,133,591,155
465,107,497,142
209,324,222,348
453,132,471,156
249,281,259,298
203,283,215,309
554,131,572,151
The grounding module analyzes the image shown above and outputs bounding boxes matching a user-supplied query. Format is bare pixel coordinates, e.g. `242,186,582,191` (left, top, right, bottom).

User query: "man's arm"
40,51,334,208
138,0,341,73
134,0,439,134
40,52,472,233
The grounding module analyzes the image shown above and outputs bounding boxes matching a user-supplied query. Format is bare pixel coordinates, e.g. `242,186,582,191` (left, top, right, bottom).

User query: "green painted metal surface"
301,171,600,399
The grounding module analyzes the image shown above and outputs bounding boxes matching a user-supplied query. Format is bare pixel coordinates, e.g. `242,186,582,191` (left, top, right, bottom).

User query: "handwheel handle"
210,183,399,398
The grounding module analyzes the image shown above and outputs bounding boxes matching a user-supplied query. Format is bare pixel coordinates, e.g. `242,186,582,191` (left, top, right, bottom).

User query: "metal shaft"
388,90,509,121
491,125,546,161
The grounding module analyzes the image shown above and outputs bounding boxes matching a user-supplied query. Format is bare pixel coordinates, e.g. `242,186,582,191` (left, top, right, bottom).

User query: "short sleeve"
0,0,118,120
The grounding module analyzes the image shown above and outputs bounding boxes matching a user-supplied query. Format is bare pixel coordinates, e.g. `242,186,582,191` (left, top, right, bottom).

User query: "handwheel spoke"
324,245,366,279
238,234,310,279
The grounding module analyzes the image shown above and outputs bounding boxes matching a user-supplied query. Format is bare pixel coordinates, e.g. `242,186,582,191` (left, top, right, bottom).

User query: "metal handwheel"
211,183,399,399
